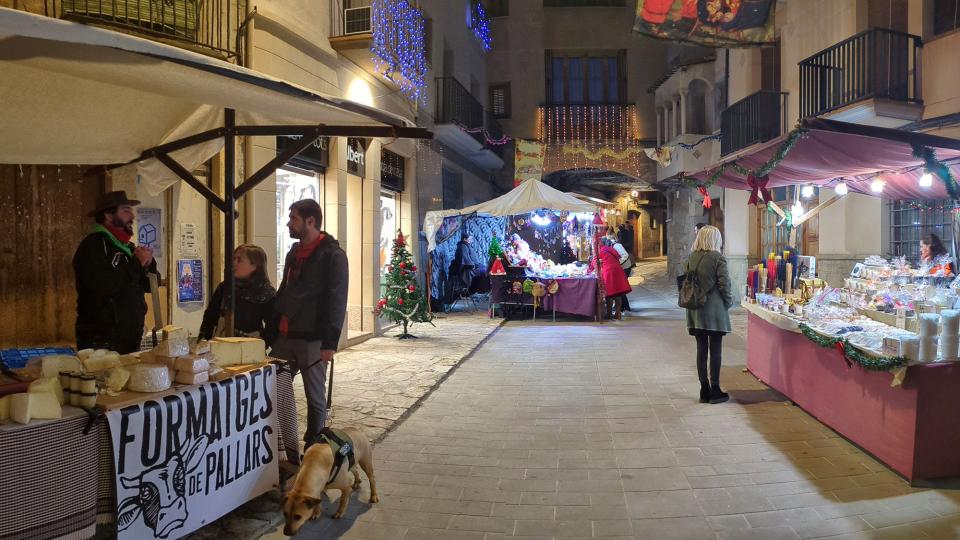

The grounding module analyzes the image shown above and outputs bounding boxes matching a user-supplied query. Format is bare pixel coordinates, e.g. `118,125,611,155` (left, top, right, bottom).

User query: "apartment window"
490,83,512,118
934,0,960,36
544,0,625,6
546,51,626,104
484,0,509,16
889,200,955,263
424,17,434,64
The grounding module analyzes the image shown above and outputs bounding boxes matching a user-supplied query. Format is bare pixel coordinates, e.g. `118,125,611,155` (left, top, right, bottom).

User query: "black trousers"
692,329,724,389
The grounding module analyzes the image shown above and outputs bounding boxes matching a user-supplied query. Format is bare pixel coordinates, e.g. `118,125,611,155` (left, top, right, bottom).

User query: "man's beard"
112,216,133,235
289,226,302,239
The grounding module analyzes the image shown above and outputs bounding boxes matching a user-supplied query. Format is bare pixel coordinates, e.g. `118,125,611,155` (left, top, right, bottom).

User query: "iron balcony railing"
721,90,788,156
435,77,504,154
799,27,922,119
330,0,373,37
537,104,638,142
46,0,248,60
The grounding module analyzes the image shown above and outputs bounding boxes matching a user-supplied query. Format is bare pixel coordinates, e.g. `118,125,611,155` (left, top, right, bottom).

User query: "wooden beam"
156,153,229,213
794,192,846,227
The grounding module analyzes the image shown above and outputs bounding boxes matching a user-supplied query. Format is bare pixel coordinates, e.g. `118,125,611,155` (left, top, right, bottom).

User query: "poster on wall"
107,365,279,540
177,259,203,304
514,140,545,187
137,207,162,259
633,0,776,47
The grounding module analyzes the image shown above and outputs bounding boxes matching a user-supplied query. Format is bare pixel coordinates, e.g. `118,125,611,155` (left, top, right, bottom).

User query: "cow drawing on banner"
117,436,210,539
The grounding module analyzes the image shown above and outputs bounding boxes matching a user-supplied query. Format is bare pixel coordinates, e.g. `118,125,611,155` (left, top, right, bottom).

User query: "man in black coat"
73,191,159,354
269,199,349,448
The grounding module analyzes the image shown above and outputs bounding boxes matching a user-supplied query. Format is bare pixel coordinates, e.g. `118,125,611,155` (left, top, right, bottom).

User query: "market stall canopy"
0,8,423,195
424,179,597,251
688,118,960,200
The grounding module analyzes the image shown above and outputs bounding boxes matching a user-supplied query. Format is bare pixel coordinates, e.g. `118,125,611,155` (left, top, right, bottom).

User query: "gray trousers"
270,336,329,448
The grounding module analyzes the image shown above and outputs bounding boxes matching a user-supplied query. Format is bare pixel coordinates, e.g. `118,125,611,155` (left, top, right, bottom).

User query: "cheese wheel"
174,355,210,374
28,376,65,405
40,355,83,378
118,353,141,366
127,364,173,393
175,370,209,385
77,348,95,360
104,367,131,392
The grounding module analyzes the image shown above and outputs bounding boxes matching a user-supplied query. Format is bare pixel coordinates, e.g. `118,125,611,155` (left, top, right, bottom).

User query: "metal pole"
224,108,236,336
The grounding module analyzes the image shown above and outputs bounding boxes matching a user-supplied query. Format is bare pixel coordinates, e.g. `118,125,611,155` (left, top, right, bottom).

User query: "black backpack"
678,254,709,309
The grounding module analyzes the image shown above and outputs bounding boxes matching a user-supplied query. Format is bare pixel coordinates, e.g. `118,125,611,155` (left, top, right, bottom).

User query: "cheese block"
174,355,210,374
208,366,228,382
0,395,9,421
40,355,83,378
175,370,209,385
118,353,141,366
127,364,173,393
28,376,64,405
9,392,61,424
154,339,189,358
163,325,189,342
104,367,131,392
191,340,211,355
211,337,266,365
83,352,120,373
77,348,95,360
151,354,178,369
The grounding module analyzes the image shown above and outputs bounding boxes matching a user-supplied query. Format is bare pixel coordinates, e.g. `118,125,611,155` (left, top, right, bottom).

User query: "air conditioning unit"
343,6,372,35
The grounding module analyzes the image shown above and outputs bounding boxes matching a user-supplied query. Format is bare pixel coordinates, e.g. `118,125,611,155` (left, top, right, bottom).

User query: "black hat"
89,190,141,217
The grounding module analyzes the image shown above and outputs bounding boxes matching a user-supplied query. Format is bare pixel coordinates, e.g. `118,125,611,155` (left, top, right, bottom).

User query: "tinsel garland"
562,145,644,160
798,324,908,371
912,144,960,200
681,128,806,190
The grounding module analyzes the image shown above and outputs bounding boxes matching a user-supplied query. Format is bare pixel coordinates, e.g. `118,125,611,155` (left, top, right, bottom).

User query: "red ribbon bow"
834,341,853,368
698,186,712,208
747,174,772,206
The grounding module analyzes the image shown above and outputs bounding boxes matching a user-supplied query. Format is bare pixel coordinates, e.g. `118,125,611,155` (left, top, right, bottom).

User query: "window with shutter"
489,83,511,118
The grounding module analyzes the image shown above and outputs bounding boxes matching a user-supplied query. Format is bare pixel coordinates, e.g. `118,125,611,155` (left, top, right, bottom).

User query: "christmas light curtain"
371,0,428,102
536,104,649,178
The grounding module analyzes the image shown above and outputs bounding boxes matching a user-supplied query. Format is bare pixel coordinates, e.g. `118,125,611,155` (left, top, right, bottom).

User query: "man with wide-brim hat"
73,190,159,353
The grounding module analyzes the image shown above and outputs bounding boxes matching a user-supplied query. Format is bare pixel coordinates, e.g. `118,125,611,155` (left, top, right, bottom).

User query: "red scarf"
104,223,133,244
279,233,325,336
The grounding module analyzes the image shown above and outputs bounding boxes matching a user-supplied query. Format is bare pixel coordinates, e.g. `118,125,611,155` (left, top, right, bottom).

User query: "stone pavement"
263,259,960,540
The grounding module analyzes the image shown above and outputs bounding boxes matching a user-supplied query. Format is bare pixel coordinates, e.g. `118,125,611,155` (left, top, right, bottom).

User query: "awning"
424,179,597,251
0,8,427,194
688,118,960,200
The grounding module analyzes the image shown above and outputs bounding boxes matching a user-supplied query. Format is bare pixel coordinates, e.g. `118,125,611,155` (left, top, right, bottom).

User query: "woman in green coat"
684,225,733,404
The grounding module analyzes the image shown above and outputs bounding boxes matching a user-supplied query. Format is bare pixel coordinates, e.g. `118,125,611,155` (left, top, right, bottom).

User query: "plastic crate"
0,347,75,370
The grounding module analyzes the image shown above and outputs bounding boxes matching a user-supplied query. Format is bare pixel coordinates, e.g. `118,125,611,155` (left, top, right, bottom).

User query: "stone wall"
666,188,703,281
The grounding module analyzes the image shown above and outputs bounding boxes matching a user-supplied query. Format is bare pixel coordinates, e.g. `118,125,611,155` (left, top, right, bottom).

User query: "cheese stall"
688,119,960,484
0,9,430,540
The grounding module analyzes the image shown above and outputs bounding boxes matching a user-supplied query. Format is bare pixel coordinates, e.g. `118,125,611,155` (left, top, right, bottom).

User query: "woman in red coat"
594,237,632,319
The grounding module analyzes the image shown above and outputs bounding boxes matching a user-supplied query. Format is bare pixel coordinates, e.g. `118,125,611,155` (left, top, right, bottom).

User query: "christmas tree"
488,234,504,260
375,231,433,338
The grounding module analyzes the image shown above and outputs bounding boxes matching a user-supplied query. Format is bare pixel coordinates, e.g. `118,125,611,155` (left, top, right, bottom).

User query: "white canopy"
424,179,597,251
0,8,414,195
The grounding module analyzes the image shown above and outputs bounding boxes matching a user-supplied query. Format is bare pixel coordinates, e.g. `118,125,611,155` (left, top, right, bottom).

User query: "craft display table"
489,275,599,320
0,362,300,540
745,303,960,483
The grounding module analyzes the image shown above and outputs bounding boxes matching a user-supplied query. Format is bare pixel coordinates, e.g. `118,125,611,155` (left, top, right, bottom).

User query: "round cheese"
127,364,173,393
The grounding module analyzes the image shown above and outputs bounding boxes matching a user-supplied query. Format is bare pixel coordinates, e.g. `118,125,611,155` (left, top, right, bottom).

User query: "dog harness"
318,427,356,485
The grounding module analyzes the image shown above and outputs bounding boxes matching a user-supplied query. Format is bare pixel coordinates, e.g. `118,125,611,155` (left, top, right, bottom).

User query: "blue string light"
469,1,492,51
371,0,427,103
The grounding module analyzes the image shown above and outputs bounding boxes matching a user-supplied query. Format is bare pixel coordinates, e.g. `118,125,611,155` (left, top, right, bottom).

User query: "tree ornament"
399,262,406,269
407,284,416,292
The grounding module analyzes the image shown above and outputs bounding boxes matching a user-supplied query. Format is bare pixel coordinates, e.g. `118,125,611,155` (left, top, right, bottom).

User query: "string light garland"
680,127,806,190
371,0,427,103
457,123,511,145
468,1,492,51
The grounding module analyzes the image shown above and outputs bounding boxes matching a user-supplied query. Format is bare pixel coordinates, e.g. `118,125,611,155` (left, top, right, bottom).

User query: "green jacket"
684,250,733,334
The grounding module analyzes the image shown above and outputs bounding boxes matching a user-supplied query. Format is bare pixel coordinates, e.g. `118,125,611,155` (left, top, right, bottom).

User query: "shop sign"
381,148,405,192
137,207,162,259
276,135,329,172
107,365,279,540
347,138,366,177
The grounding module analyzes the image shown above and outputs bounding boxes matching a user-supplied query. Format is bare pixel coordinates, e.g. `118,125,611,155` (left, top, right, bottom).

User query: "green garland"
798,323,908,371
769,201,793,230
681,128,806,190
912,144,960,201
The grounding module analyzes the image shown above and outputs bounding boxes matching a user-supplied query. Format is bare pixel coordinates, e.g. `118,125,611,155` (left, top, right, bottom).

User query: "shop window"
490,82,511,118
934,0,960,36
546,50,626,105
381,148,405,192
276,168,322,279
380,191,399,277
888,200,955,263
484,0,509,16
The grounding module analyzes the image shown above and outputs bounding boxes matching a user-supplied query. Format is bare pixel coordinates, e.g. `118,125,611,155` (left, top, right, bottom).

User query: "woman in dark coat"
684,225,733,404
199,244,277,341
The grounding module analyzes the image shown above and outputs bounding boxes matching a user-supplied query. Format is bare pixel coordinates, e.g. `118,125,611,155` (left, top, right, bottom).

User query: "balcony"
536,104,639,143
44,0,248,60
799,28,923,128
721,90,788,156
433,77,504,169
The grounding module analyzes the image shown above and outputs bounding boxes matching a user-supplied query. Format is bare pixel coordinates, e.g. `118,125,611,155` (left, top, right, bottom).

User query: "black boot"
699,386,710,403
708,387,729,404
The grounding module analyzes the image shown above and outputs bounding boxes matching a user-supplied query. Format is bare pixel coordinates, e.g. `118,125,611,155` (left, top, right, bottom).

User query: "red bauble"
410,265,417,271
399,262,406,269
398,298,404,305
407,285,415,292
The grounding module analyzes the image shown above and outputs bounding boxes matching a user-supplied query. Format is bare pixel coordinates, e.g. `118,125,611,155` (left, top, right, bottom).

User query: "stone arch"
686,78,711,135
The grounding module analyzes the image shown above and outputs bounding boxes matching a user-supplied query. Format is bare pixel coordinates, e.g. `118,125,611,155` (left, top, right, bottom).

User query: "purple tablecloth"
490,275,598,319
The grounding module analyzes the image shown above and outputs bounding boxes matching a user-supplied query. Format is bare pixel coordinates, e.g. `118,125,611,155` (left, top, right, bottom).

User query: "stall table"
490,275,599,320
0,362,300,540
744,302,960,483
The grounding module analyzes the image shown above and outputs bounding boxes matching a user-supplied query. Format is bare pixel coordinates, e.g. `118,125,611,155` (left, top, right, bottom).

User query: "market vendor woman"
73,191,159,354
920,233,956,276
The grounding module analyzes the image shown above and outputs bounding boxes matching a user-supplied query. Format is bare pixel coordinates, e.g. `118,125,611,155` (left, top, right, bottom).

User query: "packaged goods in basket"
127,364,173,393
210,337,266,365
9,391,61,424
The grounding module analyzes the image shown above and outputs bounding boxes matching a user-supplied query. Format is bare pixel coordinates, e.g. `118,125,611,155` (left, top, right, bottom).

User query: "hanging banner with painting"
514,140,546,187
633,0,776,47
